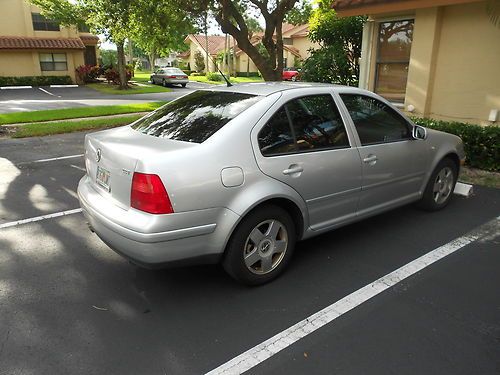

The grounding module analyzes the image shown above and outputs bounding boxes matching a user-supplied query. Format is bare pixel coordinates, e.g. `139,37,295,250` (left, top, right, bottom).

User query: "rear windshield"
131,91,262,143
165,68,183,74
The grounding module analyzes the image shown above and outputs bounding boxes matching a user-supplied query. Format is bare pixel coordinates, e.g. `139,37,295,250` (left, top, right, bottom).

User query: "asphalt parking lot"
0,82,209,113
0,131,499,375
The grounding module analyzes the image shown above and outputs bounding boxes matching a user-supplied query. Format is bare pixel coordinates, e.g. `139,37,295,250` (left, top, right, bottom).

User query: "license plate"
96,166,110,191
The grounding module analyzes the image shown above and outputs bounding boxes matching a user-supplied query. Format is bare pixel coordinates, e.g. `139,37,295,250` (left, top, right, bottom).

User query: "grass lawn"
87,82,171,95
132,71,152,83
7,114,143,138
189,75,264,85
0,102,166,125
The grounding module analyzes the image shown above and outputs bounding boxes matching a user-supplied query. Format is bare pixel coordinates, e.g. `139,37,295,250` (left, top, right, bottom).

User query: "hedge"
412,117,499,172
0,76,73,87
236,72,261,77
206,72,223,81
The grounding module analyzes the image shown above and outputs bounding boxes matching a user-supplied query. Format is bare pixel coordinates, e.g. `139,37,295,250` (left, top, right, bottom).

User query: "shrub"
75,64,100,83
190,72,202,76
103,68,132,84
194,51,205,73
412,117,500,172
206,72,222,81
0,76,73,86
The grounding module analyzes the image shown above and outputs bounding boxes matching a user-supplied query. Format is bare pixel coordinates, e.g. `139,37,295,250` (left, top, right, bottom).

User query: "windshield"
131,91,262,143
165,68,184,74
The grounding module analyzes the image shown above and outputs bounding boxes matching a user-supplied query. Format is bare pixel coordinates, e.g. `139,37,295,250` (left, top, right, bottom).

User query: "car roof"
202,82,362,96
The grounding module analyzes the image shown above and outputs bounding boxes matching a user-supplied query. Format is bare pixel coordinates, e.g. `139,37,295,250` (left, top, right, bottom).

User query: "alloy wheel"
433,166,454,204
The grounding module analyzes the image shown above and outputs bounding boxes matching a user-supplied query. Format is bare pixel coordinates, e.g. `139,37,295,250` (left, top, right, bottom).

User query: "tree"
194,51,206,73
129,0,195,72
301,0,365,86
244,17,263,76
182,0,299,81
285,0,313,26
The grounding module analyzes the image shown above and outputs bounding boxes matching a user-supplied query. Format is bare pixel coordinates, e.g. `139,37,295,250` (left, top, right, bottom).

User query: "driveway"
0,82,211,113
0,131,499,374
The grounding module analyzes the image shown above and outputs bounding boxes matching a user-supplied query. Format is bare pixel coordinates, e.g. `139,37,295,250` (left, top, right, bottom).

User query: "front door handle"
283,165,303,175
363,154,378,164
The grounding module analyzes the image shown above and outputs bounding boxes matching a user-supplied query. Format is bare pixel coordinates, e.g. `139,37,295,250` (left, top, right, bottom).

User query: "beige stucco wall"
427,2,500,124
0,51,40,76
291,36,319,61
362,1,500,124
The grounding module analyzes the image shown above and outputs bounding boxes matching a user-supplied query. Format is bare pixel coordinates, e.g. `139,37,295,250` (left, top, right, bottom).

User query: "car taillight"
166,75,176,79
131,172,174,214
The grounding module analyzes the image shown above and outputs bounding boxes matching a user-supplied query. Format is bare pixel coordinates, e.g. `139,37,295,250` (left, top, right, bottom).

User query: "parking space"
0,131,499,374
0,83,209,113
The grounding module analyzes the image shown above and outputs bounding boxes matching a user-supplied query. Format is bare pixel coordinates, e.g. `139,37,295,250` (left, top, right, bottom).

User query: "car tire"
417,157,458,211
291,75,297,82
223,205,296,286
181,83,187,88
162,79,167,87
150,76,155,84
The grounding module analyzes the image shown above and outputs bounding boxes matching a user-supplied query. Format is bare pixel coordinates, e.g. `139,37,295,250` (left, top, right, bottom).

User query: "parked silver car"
150,67,188,87
78,83,465,285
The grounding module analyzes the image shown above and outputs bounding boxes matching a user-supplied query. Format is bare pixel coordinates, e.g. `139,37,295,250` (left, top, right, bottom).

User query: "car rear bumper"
77,176,239,267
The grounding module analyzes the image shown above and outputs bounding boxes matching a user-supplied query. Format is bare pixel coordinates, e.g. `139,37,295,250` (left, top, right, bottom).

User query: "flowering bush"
75,64,100,83
104,68,132,84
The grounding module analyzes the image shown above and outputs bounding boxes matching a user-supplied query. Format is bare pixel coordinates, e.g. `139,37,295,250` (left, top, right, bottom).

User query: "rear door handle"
283,165,303,175
363,154,378,164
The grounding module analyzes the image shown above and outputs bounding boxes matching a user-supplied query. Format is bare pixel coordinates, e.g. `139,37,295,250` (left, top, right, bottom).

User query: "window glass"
32,13,60,31
258,107,295,156
39,53,67,71
340,94,411,145
375,20,414,102
286,95,349,151
132,91,262,143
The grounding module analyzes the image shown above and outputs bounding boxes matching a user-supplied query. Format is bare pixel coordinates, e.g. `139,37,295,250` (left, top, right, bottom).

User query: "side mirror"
412,125,427,140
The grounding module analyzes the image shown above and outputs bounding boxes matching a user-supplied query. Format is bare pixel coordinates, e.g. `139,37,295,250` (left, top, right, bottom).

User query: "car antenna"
193,34,233,87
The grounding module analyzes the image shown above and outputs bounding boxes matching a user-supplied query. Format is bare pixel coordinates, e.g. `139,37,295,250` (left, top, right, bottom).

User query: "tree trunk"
148,51,156,72
204,14,209,74
116,41,128,90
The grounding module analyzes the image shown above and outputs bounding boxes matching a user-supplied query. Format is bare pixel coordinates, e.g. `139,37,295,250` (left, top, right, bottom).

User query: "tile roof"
189,35,227,55
0,36,85,50
79,35,99,45
333,0,408,11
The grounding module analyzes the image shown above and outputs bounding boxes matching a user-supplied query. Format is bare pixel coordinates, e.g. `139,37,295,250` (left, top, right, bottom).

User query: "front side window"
375,20,414,102
40,53,67,71
340,94,411,145
32,13,60,31
258,94,349,156
132,91,262,143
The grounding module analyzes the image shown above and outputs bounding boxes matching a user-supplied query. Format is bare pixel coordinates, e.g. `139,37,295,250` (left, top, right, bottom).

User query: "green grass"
188,75,264,85
459,167,500,189
9,114,143,138
132,71,152,83
0,102,166,125
87,82,171,95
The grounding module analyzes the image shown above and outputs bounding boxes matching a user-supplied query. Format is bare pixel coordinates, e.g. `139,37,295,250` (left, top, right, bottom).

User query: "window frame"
339,93,414,147
31,13,60,31
258,94,352,158
39,53,68,72
374,19,414,103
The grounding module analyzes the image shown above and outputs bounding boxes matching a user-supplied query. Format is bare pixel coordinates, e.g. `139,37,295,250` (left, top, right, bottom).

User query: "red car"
282,67,300,81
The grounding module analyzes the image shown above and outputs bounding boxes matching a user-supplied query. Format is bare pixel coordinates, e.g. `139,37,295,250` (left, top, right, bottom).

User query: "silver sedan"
78,83,465,285
150,67,188,87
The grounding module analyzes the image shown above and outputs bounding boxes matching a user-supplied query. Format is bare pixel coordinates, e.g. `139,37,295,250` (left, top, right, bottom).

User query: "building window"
84,46,97,66
375,20,414,102
32,13,60,31
40,53,67,71
283,38,293,45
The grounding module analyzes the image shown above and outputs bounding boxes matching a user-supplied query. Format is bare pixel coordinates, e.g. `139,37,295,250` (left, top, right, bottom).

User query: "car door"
338,93,428,216
252,91,363,231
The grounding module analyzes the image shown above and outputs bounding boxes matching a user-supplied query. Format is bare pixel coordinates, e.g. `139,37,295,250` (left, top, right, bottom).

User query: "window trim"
258,94,352,158
339,93,414,147
374,18,414,103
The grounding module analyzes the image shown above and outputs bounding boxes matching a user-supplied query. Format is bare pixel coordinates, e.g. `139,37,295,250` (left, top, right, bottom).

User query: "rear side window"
340,94,411,145
258,94,349,156
132,91,262,143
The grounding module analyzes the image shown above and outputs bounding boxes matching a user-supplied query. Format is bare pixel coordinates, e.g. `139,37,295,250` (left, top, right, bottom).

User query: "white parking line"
38,87,61,98
31,154,84,164
205,216,499,375
0,208,83,229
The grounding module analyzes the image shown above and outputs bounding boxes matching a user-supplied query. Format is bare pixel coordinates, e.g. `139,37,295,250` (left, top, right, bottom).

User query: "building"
180,24,318,74
0,0,99,84
333,0,500,125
